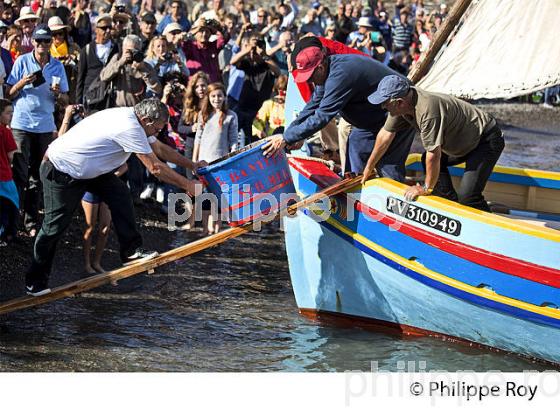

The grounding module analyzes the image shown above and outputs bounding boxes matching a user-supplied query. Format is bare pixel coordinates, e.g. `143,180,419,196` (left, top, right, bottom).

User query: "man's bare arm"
136,151,200,196
361,128,396,183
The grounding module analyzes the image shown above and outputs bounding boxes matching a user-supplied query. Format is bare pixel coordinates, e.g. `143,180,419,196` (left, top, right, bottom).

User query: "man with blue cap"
262,41,414,180
362,75,504,211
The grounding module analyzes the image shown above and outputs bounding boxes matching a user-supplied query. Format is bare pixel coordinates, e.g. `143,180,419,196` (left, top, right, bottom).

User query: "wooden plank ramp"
0,175,362,316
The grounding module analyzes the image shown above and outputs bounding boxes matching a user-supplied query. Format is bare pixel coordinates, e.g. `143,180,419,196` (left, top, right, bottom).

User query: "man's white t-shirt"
47,107,156,179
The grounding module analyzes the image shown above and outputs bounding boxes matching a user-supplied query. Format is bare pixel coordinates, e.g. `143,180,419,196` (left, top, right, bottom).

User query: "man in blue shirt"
6,24,69,236
157,0,191,35
263,44,413,179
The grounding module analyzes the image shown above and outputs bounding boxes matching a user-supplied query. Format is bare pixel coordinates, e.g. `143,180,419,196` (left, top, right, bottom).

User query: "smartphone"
31,69,46,87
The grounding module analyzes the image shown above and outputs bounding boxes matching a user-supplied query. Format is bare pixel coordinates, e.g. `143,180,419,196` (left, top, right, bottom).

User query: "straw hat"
163,22,183,36
15,6,39,24
113,12,131,23
95,14,113,26
48,16,70,32
357,17,373,28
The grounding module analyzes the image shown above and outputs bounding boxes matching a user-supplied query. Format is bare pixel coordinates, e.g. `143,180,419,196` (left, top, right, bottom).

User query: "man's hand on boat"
404,183,429,201
262,134,287,157
193,160,208,173
361,165,379,185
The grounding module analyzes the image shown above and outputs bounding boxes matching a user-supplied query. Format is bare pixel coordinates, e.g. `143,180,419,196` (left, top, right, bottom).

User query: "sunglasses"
97,25,112,31
114,19,127,25
258,14,266,17
35,38,52,44
52,31,65,37
169,30,182,35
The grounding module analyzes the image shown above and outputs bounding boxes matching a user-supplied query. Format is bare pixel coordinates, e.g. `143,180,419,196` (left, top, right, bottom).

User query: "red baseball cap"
293,46,324,83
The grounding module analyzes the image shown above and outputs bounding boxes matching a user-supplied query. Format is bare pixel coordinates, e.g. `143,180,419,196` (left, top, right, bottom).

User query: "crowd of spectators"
0,0,551,271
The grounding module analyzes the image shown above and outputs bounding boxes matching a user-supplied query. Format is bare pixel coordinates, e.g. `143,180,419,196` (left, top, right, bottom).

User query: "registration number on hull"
386,196,462,236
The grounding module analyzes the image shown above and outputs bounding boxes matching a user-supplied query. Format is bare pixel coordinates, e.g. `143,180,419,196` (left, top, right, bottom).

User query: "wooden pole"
408,0,473,84
0,175,363,316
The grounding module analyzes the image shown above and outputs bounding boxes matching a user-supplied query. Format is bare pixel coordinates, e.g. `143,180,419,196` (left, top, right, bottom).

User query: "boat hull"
284,157,560,365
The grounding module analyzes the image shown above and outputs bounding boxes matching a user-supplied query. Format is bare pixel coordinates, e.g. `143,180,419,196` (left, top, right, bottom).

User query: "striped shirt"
391,21,414,50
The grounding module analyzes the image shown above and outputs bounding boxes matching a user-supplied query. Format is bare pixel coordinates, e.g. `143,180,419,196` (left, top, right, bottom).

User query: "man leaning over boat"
262,38,414,181
362,75,505,212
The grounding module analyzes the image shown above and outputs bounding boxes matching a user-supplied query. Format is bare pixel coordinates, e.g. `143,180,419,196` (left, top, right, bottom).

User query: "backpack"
83,43,115,112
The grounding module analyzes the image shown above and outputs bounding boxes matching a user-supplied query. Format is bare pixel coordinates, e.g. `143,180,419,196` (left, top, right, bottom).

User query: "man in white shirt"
25,99,203,297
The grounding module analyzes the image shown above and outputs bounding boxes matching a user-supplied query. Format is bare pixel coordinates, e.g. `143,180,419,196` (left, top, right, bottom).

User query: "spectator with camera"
182,17,226,83
100,34,161,107
266,29,293,75
157,0,191,34
163,22,187,65
76,14,119,108
300,8,323,36
229,33,279,145
6,24,69,237
100,34,161,201
347,17,374,55
144,35,189,82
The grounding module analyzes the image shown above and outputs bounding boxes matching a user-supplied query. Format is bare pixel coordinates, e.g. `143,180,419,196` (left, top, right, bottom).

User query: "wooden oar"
0,175,362,316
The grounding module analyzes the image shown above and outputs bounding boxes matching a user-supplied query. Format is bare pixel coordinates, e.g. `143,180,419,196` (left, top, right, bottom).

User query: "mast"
408,0,473,83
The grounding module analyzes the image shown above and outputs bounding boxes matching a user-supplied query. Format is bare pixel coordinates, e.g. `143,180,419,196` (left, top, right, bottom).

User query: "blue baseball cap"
32,24,52,41
368,75,411,105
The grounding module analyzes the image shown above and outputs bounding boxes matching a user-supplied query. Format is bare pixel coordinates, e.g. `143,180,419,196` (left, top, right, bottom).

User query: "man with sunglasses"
76,14,119,106
111,9,131,45
138,12,158,53
5,24,69,237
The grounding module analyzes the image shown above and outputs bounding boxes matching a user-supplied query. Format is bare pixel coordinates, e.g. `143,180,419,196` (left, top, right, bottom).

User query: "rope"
287,153,337,171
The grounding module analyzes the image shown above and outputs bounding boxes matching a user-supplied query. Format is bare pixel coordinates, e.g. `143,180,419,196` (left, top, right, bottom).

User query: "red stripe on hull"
288,158,560,289
299,308,559,368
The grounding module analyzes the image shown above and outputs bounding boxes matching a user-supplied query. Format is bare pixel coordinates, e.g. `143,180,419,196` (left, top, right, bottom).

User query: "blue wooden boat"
283,78,560,366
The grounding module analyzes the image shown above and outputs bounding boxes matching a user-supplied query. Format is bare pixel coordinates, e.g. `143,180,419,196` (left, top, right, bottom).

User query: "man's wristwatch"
422,183,433,194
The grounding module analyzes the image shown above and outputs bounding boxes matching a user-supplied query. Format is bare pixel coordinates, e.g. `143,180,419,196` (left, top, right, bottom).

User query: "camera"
116,5,126,12
131,50,144,63
168,79,183,95
163,51,174,61
71,104,85,124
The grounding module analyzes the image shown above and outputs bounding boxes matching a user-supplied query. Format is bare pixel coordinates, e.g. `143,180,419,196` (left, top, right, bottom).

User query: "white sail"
417,0,560,99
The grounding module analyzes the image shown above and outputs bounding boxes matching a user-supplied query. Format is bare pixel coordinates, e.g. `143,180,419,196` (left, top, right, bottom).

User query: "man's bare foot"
93,263,106,273
85,265,96,274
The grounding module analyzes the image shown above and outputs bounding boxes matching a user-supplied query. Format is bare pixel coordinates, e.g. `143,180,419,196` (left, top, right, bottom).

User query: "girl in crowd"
144,35,189,82
252,74,287,138
176,71,209,230
58,105,127,274
192,82,238,235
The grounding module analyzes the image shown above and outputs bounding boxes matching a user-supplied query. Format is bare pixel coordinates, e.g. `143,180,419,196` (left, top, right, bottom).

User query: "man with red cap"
262,38,414,180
